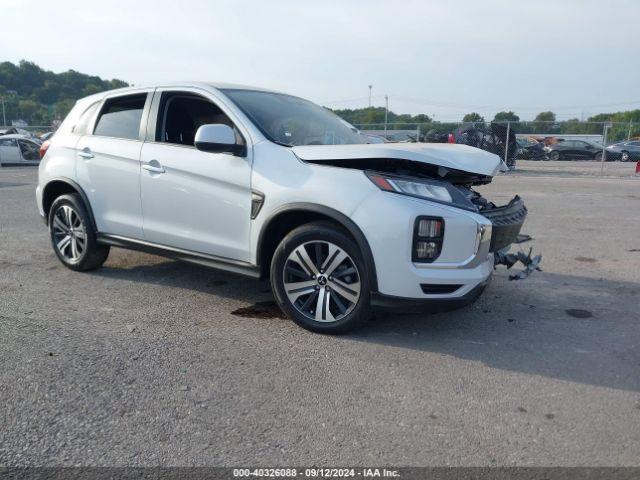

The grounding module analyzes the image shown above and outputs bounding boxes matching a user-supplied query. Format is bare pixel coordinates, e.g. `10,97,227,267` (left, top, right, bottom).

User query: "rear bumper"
371,280,489,312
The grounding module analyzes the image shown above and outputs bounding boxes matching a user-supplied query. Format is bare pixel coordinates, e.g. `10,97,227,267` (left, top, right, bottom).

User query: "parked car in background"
0,134,42,166
516,137,547,160
39,131,55,142
0,127,42,143
544,139,604,161
361,133,386,144
605,140,640,162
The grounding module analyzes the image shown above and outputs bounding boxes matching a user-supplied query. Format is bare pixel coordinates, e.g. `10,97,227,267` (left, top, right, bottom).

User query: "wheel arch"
42,177,97,231
257,203,378,292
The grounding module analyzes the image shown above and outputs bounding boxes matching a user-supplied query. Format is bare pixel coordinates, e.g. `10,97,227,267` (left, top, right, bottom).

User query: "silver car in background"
0,134,42,166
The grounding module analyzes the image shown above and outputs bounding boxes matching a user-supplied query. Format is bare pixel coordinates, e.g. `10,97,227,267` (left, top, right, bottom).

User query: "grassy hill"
0,60,128,125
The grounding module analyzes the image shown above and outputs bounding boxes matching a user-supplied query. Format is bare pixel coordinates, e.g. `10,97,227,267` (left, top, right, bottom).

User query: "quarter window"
94,94,147,140
73,102,100,135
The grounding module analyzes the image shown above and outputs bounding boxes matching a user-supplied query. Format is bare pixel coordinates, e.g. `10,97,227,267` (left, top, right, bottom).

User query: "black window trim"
90,91,153,142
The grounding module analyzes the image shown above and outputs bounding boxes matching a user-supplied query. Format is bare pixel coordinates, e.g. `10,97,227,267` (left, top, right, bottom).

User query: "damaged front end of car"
296,146,541,280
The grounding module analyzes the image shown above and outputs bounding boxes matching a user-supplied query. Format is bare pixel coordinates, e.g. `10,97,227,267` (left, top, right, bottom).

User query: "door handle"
78,148,94,159
142,161,165,174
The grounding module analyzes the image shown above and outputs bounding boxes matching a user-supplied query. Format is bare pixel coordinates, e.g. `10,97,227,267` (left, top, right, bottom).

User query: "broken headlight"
365,171,475,210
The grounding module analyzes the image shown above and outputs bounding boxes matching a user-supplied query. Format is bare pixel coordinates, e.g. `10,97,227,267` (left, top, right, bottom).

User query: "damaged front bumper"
481,196,542,280
480,195,528,252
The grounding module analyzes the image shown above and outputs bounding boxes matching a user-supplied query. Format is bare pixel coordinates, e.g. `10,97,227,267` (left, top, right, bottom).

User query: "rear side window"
0,138,17,147
94,94,147,140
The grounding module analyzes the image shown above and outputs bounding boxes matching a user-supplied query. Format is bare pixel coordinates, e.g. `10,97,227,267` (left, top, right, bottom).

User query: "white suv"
36,82,527,333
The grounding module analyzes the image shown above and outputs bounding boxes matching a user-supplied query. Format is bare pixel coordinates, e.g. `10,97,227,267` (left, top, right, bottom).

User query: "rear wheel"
49,194,110,271
549,150,560,160
594,151,603,161
271,222,371,334
621,151,630,162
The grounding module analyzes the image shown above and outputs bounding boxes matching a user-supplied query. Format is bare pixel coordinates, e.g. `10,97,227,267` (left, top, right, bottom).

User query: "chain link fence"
357,120,640,172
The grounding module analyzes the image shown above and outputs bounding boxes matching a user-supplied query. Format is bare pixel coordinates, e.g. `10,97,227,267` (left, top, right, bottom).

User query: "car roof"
0,134,37,141
93,81,282,97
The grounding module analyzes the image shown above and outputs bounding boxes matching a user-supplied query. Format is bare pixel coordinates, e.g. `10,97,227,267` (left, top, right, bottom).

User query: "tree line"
0,60,127,125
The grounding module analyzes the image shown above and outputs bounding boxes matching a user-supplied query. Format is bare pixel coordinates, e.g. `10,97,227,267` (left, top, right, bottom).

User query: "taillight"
39,140,51,160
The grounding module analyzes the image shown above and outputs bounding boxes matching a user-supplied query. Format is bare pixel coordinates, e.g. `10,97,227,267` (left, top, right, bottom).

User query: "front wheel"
549,150,560,160
594,151,603,161
621,151,630,162
270,222,371,334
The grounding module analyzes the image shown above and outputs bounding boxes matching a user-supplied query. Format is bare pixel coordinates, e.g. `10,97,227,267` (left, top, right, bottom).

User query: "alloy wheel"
621,151,629,162
283,241,361,323
52,205,86,263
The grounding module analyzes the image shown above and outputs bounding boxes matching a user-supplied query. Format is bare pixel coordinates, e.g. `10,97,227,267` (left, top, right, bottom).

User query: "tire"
594,151,603,162
621,151,630,162
549,150,560,161
270,222,371,334
48,193,110,271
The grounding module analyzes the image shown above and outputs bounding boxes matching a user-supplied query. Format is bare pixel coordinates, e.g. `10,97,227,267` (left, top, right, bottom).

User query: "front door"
75,92,151,239
139,90,252,262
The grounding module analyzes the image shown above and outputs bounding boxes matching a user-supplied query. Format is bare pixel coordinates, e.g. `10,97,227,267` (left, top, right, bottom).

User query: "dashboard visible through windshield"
222,89,367,147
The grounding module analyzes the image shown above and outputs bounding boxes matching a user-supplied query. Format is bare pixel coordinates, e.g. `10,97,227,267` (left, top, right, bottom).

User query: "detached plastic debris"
494,247,542,280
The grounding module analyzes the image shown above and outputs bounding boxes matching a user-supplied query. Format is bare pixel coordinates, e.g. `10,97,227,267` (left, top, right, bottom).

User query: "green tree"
493,111,520,122
462,112,484,123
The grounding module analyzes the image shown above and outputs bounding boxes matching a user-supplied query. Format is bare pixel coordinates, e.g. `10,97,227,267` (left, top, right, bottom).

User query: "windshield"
222,89,367,146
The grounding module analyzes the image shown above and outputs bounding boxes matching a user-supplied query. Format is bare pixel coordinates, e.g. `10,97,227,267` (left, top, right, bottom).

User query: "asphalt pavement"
1,161,639,466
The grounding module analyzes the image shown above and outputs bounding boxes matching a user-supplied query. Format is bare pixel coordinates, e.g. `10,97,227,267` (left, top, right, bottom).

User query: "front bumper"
352,191,495,301
371,280,489,312
481,196,527,252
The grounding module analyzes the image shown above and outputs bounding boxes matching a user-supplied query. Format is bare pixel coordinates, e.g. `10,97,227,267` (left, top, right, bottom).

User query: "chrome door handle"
78,148,94,159
142,161,165,174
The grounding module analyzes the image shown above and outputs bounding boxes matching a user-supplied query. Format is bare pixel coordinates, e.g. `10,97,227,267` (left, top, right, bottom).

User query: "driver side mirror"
194,124,246,156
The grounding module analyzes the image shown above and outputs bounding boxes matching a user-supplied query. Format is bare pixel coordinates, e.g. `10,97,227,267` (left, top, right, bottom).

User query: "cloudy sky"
2,0,639,120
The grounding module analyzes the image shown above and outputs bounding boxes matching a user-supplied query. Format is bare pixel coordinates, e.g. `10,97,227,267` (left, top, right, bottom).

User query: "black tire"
270,222,372,334
594,151,603,161
621,151,630,162
549,150,560,160
48,193,110,271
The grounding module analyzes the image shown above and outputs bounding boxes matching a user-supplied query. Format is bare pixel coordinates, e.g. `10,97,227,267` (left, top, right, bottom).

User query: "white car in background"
36,82,527,333
0,134,42,166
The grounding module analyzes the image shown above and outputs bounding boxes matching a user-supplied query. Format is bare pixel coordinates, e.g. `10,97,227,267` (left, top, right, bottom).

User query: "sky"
1,0,639,121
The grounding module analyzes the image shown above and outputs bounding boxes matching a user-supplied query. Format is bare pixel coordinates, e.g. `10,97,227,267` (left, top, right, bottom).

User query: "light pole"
368,85,372,108
384,95,389,139
1,97,6,126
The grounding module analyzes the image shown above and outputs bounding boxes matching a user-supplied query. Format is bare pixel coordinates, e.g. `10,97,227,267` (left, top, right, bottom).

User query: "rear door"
139,88,253,261
0,138,21,164
76,91,152,239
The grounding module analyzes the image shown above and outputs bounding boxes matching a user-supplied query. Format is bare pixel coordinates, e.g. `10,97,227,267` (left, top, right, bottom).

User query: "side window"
72,102,100,135
0,138,18,147
18,140,40,161
94,94,147,140
158,93,243,147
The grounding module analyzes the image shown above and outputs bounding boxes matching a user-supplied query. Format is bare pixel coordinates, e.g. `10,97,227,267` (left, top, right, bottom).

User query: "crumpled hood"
292,142,503,177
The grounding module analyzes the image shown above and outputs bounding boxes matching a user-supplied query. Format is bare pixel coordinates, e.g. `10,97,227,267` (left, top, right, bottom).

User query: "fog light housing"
413,216,444,263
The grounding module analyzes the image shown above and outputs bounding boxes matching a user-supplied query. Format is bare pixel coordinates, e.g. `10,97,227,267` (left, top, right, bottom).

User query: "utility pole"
384,95,389,139
1,97,6,126
600,122,611,176
628,119,633,141
368,85,372,108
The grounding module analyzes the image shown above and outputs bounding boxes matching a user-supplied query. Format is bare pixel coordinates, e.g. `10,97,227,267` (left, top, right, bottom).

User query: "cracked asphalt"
1,161,639,466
